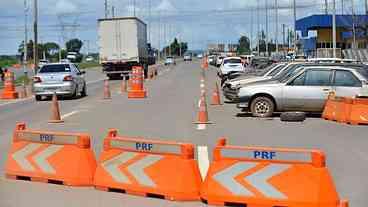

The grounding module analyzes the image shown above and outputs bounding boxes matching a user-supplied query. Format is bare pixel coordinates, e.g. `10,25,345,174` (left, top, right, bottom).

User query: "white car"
216,56,225,67
218,57,245,77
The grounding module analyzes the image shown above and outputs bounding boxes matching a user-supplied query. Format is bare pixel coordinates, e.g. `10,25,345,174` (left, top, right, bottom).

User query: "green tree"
237,36,250,55
18,40,43,61
163,38,188,56
65,39,83,53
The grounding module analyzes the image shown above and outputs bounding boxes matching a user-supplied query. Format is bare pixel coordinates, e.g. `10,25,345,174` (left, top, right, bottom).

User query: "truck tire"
280,112,306,122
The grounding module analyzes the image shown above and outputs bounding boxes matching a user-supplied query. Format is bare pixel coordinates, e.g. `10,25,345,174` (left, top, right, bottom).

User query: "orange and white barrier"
128,66,147,98
94,129,202,201
200,138,347,207
323,95,368,125
5,123,96,186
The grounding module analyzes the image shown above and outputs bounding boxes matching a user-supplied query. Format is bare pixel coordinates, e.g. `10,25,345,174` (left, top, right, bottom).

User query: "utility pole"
133,0,136,17
250,9,253,54
352,0,356,50
275,0,279,54
112,6,115,18
293,0,297,56
341,0,344,14
104,0,108,18
325,0,328,14
265,0,269,56
257,1,260,56
148,0,151,43
33,0,38,73
332,0,337,58
158,11,161,61
23,0,28,76
283,24,286,55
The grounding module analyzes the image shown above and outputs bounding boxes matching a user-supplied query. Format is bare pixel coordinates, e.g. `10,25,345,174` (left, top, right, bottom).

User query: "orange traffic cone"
103,79,111,99
121,78,127,94
49,93,63,123
211,82,222,105
128,66,147,98
194,91,213,124
1,71,19,99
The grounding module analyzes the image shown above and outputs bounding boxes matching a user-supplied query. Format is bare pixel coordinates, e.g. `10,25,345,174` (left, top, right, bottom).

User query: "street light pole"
257,1,260,56
148,0,151,43
133,0,136,17
275,0,279,54
332,0,337,58
104,0,108,18
33,0,38,74
293,0,297,56
265,0,269,56
23,0,28,76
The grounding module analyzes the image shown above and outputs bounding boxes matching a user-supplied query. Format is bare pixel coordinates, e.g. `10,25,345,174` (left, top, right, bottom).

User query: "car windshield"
257,64,279,76
273,64,304,82
356,68,368,79
268,64,286,76
223,59,241,64
39,64,70,73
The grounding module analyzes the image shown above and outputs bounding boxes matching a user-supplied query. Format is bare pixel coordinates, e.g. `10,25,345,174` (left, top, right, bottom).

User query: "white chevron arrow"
12,144,62,174
33,145,63,174
213,162,256,196
127,155,163,187
102,152,163,187
213,162,290,199
102,152,137,184
12,143,42,172
245,164,290,199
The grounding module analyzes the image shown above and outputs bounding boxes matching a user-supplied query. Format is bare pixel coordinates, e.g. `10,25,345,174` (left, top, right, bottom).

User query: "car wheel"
81,84,87,97
71,86,78,99
280,112,306,122
35,95,42,101
250,96,275,118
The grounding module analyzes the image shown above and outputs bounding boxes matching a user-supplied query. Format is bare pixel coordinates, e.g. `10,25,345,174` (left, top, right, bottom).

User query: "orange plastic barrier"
322,94,348,122
1,71,19,99
94,129,202,201
128,66,147,98
348,97,368,125
5,123,97,186
200,138,348,207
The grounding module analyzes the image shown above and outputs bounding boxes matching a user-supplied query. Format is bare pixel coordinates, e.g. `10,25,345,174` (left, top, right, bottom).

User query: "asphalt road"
0,61,367,207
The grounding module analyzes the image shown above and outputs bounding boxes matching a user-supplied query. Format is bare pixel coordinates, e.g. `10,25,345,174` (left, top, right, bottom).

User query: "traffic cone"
211,82,222,106
103,79,111,99
49,93,63,123
1,71,19,99
194,91,213,124
121,78,127,94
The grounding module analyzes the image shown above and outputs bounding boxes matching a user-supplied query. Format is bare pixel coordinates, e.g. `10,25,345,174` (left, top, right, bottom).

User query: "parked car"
33,63,87,101
184,54,192,61
251,57,273,69
85,56,95,62
218,57,245,78
222,63,288,100
208,55,216,66
197,54,203,59
216,56,225,67
236,65,368,117
164,56,176,65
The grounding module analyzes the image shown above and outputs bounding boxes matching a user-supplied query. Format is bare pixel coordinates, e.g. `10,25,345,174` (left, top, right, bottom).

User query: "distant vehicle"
184,54,192,61
60,59,71,63
208,55,216,66
218,57,245,77
164,56,176,65
66,52,82,63
251,57,273,69
216,56,225,67
236,65,368,117
39,59,49,68
197,54,203,59
33,63,87,101
85,56,94,62
98,17,149,79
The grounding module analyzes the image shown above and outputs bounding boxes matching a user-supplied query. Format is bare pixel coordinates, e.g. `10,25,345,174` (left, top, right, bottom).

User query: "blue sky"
0,0,367,55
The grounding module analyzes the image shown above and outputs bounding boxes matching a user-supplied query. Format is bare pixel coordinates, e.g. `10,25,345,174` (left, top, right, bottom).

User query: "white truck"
98,17,149,79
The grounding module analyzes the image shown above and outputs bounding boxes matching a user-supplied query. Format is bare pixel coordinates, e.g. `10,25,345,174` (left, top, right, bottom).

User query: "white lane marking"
200,83,205,88
196,124,206,130
61,110,80,119
198,146,210,180
86,78,106,85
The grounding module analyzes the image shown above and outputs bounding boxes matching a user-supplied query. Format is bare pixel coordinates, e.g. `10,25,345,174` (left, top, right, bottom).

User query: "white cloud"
52,0,78,14
156,0,176,12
